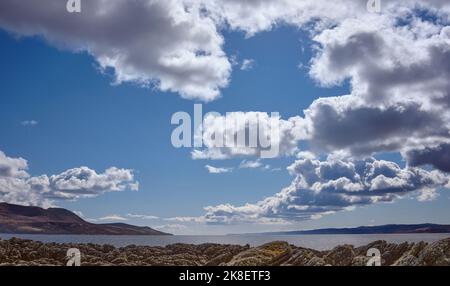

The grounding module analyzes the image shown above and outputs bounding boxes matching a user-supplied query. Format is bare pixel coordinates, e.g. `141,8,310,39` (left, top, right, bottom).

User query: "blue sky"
0,1,450,234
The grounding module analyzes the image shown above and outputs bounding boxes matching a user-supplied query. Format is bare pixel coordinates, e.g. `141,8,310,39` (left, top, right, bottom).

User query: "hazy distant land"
254,224,450,235
0,203,170,235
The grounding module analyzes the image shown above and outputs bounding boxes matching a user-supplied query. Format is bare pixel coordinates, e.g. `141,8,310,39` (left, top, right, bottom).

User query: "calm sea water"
1,233,449,250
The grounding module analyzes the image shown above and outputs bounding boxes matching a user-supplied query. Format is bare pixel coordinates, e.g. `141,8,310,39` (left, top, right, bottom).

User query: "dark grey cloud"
406,143,450,172
304,96,447,156
303,8,450,171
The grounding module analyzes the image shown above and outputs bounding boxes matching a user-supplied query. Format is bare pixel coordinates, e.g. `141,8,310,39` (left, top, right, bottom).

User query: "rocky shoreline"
0,237,449,266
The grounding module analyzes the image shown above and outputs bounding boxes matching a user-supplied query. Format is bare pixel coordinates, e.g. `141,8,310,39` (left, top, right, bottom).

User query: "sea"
1,233,449,250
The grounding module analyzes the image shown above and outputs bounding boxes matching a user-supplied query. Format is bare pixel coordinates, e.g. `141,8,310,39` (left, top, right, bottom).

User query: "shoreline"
1,232,449,250
0,236,449,266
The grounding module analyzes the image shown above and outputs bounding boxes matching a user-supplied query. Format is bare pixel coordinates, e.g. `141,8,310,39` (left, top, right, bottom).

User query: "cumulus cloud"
301,7,450,167
203,157,449,224
47,166,139,200
0,150,138,207
405,143,450,173
296,151,316,160
193,0,450,223
0,151,50,207
182,1,450,166
301,95,446,156
199,1,450,167
3,0,450,225
204,0,450,36
203,0,364,36
205,165,232,174
0,0,230,101
192,112,307,159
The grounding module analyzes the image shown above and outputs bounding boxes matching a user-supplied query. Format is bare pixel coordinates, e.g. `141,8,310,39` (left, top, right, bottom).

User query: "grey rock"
1,237,449,266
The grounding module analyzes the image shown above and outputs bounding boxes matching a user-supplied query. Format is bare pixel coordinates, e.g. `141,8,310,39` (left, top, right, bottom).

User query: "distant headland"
0,202,170,235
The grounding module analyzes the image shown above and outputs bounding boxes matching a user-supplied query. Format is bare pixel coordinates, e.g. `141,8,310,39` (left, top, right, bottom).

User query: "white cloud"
0,150,139,207
126,213,159,220
98,215,128,221
203,0,362,36
195,1,450,224
165,216,206,223
417,188,439,202
73,211,84,218
0,0,231,101
300,8,450,169
3,0,450,226
154,224,187,230
296,151,316,160
47,166,139,200
21,120,38,127
194,1,450,171
204,0,450,37
203,157,449,224
205,165,233,174
239,159,262,169
240,58,255,71
192,112,307,159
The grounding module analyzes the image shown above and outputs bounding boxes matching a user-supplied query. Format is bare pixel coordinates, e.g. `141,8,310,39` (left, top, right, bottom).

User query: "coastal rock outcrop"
226,241,292,266
0,237,449,266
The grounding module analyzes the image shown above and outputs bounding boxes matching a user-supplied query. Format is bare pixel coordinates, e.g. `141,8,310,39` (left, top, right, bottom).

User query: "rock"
391,241,427,266
393,255,422,266
1,236,449,266
305,257,328,266
281,248,322,266
409,241,428,256
205,252,235,266
226,241,292,266
417,238,450,266
102,244,115,253
351,256,370,266
324,245,355,266
355,240,415,266
381,242,413,265
111,257,128,264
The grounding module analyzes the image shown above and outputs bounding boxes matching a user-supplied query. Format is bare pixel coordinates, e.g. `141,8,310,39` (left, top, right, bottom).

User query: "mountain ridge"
0,202,171,235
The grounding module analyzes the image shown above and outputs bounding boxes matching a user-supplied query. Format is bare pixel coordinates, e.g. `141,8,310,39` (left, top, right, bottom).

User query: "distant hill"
258,224,450,235
0,202,170,235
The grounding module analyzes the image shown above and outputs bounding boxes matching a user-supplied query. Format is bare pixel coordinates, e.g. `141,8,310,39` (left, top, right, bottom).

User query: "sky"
0,0,450,234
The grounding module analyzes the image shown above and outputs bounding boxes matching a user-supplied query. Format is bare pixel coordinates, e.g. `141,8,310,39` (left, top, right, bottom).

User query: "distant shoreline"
2,232,450,251
235,223,450,236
